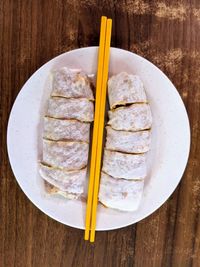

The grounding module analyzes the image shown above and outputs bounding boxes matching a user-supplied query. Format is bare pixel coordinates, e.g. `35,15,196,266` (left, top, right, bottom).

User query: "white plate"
7,47,190,230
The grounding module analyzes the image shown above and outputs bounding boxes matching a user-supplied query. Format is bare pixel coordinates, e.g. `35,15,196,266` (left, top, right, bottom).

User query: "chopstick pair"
84,16,112,242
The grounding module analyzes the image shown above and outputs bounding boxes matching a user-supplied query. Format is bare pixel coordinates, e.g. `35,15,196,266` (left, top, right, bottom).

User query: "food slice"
39,163,86,198
99,172,144,211
44,181,80,200
42,139,89,170
43,117,90,142
102,149,146,180
52,67,94,100
46,97,94,122
108,72,147,109
105,126,151,153
108,103,152,131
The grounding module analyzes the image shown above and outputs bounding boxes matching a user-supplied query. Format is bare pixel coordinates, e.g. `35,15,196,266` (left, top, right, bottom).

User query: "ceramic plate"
7,47,190,230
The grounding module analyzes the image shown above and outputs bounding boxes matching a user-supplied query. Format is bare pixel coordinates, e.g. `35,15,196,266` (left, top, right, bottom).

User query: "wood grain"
1,0,200,266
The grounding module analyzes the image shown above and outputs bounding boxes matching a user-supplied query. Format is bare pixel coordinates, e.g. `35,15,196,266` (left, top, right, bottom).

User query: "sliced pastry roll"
99,172,144,212
46,97,94,122
42,139,89,170
43,117,90,142
44,181,80,200
108,103,152,131
108,72,147,109
39,163,86,199
52,67,94,100
102,150,146,180
105,126,151,154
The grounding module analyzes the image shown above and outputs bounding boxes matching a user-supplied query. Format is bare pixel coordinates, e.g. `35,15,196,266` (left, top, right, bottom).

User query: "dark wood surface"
1,1,200,266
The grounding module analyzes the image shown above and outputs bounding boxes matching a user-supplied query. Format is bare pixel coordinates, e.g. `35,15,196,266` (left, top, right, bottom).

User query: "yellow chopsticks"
90,19,112,242
84,16,112,242
84,16,107,241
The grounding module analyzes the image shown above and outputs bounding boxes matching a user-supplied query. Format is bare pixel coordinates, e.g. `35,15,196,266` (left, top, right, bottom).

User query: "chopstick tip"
84,231,89,241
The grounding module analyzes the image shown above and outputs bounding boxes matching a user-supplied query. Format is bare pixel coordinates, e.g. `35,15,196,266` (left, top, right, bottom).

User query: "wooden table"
1,1,200,266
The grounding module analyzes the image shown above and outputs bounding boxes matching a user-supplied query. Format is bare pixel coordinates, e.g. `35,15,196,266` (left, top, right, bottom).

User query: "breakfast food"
39,67,94,199
105,126,151,154
46,97,94,122
52,67,94,100
39,164,86,197
44,181,81,200
43,117,90,142
107,103,152,131
99,72,152,211
39,68,152,210
42,139,89,170
108,72,147,109
99,172,144,212
102,150,146,180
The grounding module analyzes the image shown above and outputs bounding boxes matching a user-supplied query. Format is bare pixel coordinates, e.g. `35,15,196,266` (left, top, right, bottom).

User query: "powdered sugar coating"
108,103,152,131
39,163,86,196
108,72,147,109
99,172,144,211
42,139,89,170
46,97,94,122
43,117,90,142
52,67,94,100
39,68,94,198
106,126,151,153
102,150,146,180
